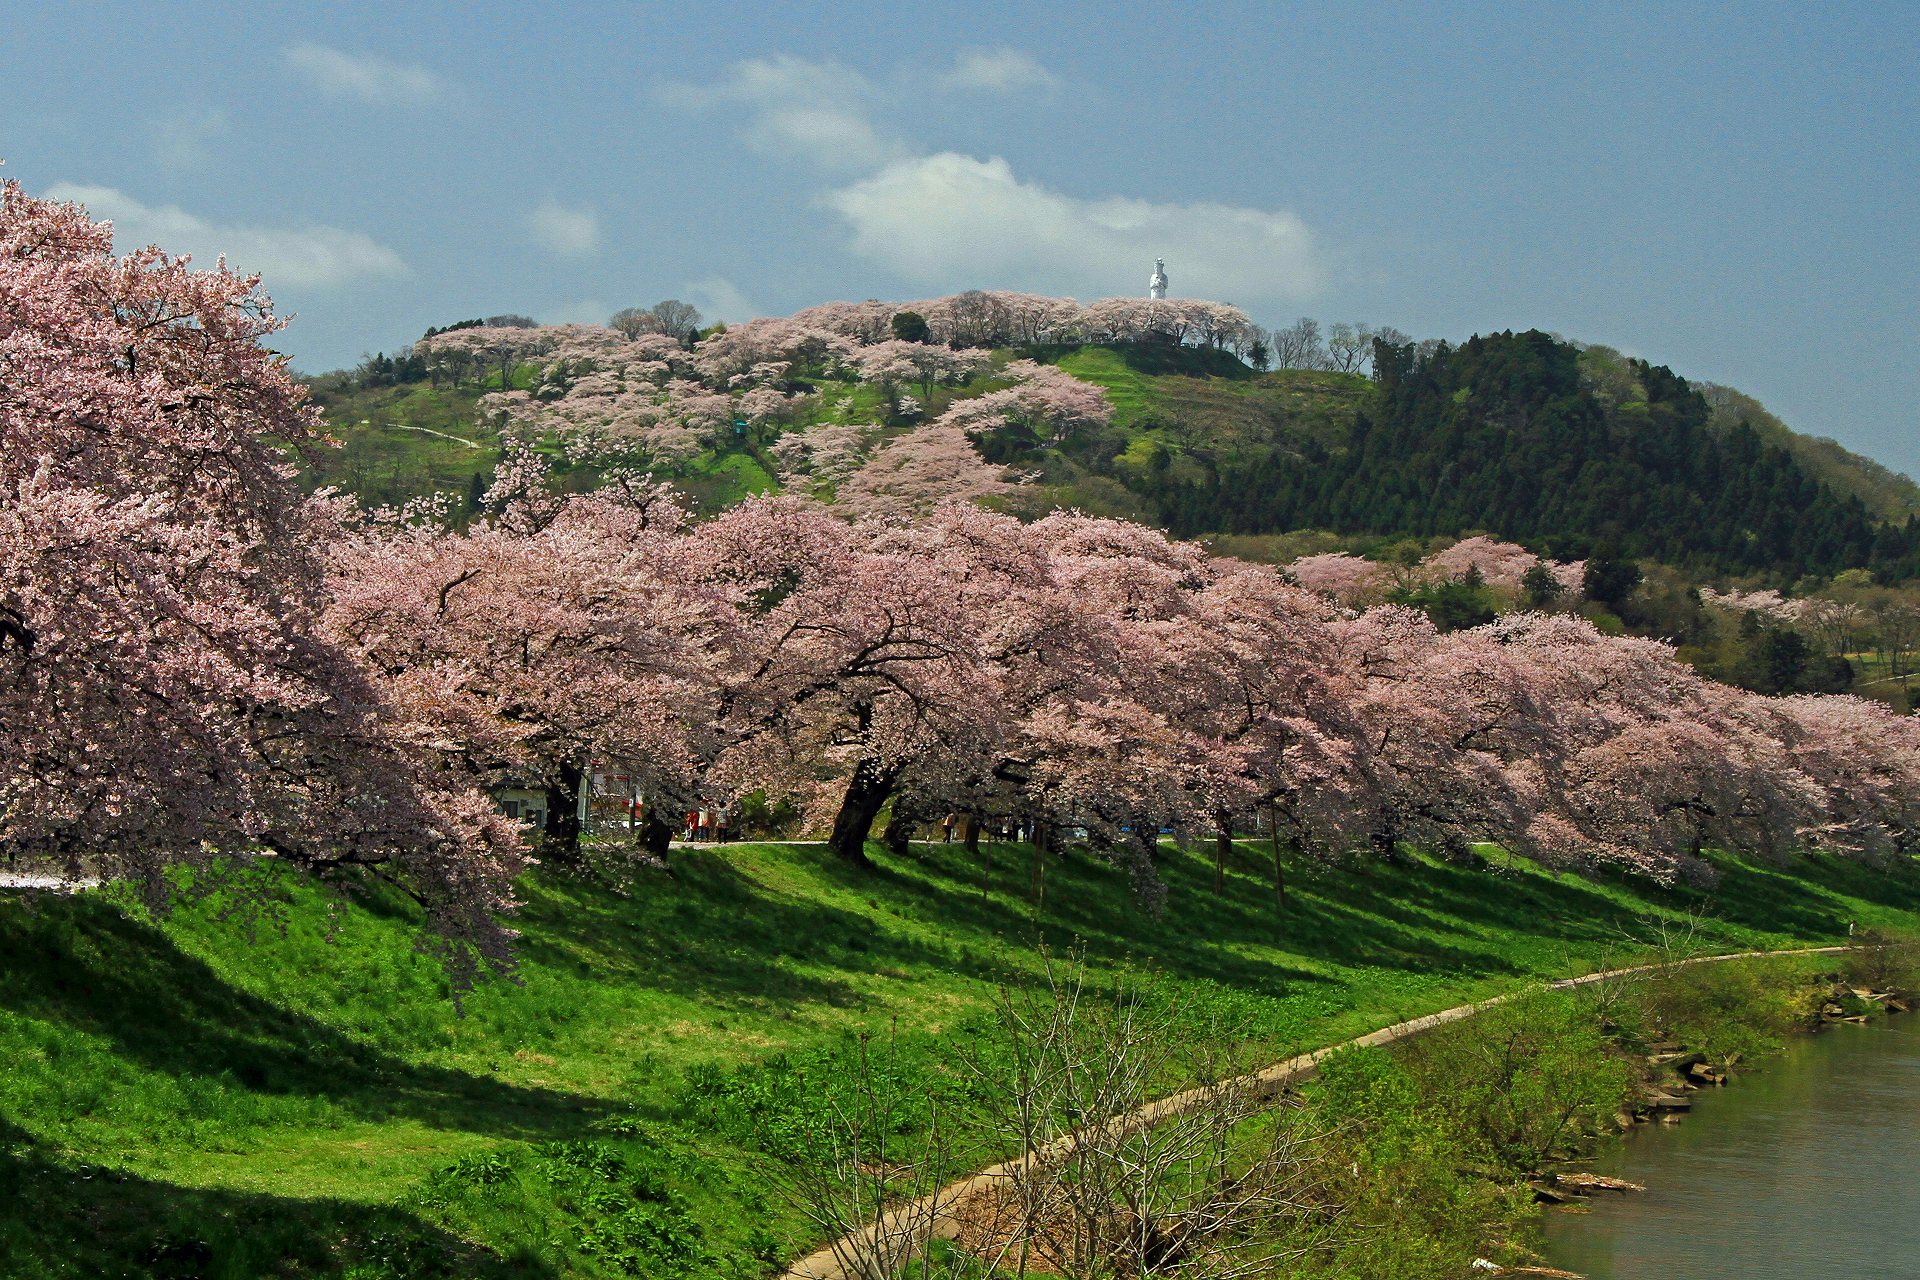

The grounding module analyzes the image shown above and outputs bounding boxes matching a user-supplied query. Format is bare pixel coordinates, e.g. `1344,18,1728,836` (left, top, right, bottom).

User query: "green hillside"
301,377,498,510
299,332,1918,583
3,839,1917,1278
1083,333,1917,578
1698,378,1920,523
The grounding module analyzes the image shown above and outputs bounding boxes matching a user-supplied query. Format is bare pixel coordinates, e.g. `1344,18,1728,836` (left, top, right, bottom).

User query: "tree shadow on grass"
874,837,1919,1004
1647,853,1899,941
1206,840,1912,962
508,852,1040,1015
0,895,607,1141
870,840,1518,993
0,1115,551,1280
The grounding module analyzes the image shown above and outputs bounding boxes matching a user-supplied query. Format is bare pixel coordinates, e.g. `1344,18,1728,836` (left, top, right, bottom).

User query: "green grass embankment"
2,838,1916,1278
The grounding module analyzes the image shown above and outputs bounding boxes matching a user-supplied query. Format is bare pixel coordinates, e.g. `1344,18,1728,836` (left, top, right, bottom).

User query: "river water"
1543,1018,1920,1279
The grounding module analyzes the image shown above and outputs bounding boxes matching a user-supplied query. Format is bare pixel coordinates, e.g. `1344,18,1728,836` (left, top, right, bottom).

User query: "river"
1543,1018,1920,1279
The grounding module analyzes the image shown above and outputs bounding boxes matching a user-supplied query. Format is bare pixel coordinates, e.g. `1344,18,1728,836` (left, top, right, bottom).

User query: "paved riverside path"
0,872,99,892
782,945,1856,1280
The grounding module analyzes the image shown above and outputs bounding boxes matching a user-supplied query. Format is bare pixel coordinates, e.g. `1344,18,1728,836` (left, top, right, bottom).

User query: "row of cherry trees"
8,182,1917,987
318,445,1920,886
1290,536,1587,608
322,462,1920,901
792,291,1258,354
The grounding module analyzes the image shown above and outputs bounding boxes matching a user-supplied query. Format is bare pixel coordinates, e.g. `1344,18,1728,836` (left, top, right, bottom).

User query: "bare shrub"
956,951,1340,1278
772,1027,964,1280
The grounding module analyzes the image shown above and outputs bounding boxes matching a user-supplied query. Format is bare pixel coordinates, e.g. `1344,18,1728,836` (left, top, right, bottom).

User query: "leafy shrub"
1619,956,1819,1058
348,1228,459,1280
1844,929,1920,995
1307,1046,1524,1278
1404,991,1633,1175
446,1151,516,1186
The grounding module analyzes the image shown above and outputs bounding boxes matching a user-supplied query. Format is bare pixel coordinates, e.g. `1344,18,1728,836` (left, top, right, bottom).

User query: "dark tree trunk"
542,759,586,866
639,808,674,861
881,803,915,857
826,757,895,868
1269,806,1288,913
1030,822,1052,912
1213,821,1233,895
976,822,992,900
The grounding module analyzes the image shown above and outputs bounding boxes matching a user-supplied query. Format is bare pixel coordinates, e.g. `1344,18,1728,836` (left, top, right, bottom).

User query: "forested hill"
1128,330,1920,579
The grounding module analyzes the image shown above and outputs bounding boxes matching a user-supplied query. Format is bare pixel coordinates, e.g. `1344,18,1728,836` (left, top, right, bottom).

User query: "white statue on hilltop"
1149,257,1168,300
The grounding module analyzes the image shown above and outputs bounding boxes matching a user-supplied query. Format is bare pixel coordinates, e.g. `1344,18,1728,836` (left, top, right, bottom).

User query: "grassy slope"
302,380,500,510
1055,346,1365,457
3,838,1917,1278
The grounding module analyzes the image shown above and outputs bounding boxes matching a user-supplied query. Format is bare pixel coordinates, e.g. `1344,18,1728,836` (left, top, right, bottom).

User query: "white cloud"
662,51,1324,304
823,153,1321,304
662,55,903,172
283,43,445,106
684,276,760,324
526,199,600,256
151,108,229,169
44,183,407,289
938,48,1059,95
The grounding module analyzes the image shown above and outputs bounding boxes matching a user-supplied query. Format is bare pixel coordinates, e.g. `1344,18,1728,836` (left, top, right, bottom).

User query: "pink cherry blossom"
1,179,524,988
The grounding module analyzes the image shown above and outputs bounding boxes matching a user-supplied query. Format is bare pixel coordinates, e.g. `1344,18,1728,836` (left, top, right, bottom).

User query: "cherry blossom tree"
1146,562,1372,899
1288,552,1390,608
795,292,1255,358
702,498,1000,866
1696,586,1805,623
993,514,1217,900
850,339,989,417
1423,537,1545,591
769,423,872,494
835,424,1022,518
323,459,735,867
1418,612,1831,881
850,340,924,421
1762,694,1920,862
789,300,898,345
0,179,523,984
692,317,854,383
942,360,1112,447
1536,700,1821,880
1014,696,1192,907
1328,607,1544,862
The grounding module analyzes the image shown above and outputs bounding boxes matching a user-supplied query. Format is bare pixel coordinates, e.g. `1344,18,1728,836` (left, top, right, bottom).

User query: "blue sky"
5,1,1916,476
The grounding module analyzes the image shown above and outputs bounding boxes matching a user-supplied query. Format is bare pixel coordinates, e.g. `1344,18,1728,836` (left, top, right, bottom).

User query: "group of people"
683,808,734,843
616,799,736,843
